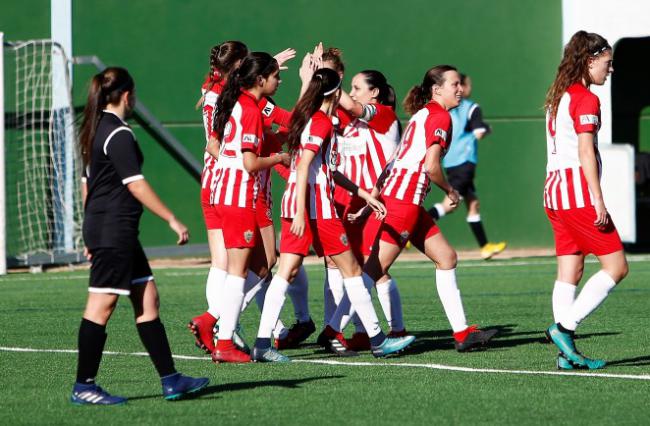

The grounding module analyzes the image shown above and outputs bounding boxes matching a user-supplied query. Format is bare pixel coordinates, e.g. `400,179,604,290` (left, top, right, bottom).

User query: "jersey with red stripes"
281,110,338,219
382,101,451,206
338,103,400,192
200,78,225,191
544,83,601,210
210,90,263,208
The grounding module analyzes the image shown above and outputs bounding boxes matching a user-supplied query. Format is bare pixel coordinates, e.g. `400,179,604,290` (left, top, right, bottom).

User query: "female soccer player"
210,52,291,363
543,31,628,370
251,68,415,361
321,70,404,351
72,67,208,405
362,65,497,353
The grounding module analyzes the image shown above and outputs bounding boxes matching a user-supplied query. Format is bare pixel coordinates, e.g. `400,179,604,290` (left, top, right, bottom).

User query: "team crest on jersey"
262,102,275,117
340,233,349,246
579,114,599,126
434,128,448,141
400,230,410,241
243,134,259,147
244,229,254,243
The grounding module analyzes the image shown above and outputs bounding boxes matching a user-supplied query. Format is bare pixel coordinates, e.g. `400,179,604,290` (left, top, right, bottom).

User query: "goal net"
2,37,83,267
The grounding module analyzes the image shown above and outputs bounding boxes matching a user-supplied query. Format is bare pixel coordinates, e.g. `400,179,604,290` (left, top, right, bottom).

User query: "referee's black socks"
467,215,489,247
76,318,107,384
136,318,177,377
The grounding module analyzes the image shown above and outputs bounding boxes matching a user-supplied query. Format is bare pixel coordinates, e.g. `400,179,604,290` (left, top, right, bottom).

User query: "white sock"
434,203,446,218
217,275,245,340
324,268,344,326
342,274,381,338
561,271,616,331
552,280,577,323
377,279,404,332
435,268,468,333
206,267,227,318
287,265,311,322
333,273,375,332
466,214,481,223
254,276,289,339
241,271,264,312
256,275,290,339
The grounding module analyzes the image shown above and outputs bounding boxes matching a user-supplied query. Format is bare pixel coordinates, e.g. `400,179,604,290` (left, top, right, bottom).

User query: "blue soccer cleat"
371,335,415,358
557,353,574,370
547,324,606,370
162,373,209,401
70,383,127,406
251,346,291,363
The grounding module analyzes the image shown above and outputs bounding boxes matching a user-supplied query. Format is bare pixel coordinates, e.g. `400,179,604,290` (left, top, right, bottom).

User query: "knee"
437,249,457,270
325,257,337,269
607,261,629,283
267,253,278,271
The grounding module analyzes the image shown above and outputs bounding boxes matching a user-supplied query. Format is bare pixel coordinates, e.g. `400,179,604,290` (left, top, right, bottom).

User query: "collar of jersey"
240,89,258,102
102,109,128,125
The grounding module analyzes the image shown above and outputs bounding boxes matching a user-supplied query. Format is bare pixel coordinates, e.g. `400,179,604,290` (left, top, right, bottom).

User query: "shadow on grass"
607,355,650,367
127,375,344,401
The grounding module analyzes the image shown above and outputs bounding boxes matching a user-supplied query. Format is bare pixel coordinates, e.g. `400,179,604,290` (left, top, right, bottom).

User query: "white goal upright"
1,34,84,272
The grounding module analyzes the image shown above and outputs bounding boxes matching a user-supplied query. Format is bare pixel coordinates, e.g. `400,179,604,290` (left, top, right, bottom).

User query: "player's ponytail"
287,68,341,154
545,31,611,119
79,67,134,166
213,52,278,141
403,65,457,115
196,40,249,109
359,69,396,109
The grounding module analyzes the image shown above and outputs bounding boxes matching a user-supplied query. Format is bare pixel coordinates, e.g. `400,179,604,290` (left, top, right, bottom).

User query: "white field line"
2,254,649,281
1,346,649,382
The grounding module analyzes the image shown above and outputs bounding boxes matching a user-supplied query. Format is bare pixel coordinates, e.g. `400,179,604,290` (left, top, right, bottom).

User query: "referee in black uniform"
71,67,208,405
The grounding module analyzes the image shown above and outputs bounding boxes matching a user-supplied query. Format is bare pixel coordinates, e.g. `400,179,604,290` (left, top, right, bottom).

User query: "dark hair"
79,67,134,166
545,31,611,119
287,68,341,153
196,40,249,109
402,65,457,115
322,47,345,74
213,52,279,140
460,73,468,85
359,69,396,109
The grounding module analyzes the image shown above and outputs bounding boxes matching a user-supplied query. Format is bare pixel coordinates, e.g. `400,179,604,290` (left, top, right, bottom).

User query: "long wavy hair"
544,31,611,119
287,68,341,153
403,65,457,115
195,40,248,109
213,52,278,140
79,67,134,166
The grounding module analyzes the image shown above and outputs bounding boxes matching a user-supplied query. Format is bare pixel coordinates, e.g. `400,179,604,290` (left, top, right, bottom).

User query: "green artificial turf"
1,256,650,425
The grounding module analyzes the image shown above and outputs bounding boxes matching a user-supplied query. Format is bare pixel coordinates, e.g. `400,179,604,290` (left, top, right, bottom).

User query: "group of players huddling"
71,31,628,405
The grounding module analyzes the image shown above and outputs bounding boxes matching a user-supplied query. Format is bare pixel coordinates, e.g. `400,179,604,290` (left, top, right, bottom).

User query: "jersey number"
396,121,416,160
220,117,238,157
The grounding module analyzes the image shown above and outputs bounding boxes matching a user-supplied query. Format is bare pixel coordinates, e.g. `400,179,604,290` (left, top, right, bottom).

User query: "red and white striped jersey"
338,103,400,191
200,78,225,191
382,101,451,205
210,90,264,208
281,111,337,219
544,83,601,210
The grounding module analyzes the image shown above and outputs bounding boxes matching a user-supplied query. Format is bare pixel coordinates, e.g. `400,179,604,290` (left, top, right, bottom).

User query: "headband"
323,79,341,96
591,45,610,56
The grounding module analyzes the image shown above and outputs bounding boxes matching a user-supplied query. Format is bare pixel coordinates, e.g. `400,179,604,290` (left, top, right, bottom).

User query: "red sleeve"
367,104,397,134
336,107,353,130
273,163,290,180
259,97,293,129
240,103,263,154
423,111,452,150
304,114,333,153
570,93,600,134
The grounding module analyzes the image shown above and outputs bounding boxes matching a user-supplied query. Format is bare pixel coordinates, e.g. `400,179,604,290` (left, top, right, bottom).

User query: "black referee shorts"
88,241,154,296
445,161,477,199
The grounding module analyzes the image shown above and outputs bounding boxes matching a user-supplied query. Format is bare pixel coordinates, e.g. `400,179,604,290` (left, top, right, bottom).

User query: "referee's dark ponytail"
79,67,134,166
213,52,278,141
403,65,457,115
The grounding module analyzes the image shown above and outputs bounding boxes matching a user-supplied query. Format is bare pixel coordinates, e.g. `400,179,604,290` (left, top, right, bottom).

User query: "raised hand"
274,48,297,70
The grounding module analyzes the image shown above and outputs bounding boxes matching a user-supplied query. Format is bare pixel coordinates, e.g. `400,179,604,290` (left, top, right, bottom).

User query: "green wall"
3,0,562,249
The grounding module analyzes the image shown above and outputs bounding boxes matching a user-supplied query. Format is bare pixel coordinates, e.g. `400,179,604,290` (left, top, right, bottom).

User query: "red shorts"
363,197,440,255
545,207,623,256
280,217,350,257
256,199,274,229
201,189,222,230
216,205,259,249
334,195,367,263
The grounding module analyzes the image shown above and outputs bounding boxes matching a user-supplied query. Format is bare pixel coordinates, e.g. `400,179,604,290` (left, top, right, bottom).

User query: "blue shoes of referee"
71,383,127,406
546,323,606,370
162,373,210,400
371,335,416,358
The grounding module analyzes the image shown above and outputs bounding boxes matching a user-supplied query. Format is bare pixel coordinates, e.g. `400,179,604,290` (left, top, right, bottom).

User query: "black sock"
369,331,386,347
556,322,575,336
468,220,488,247
254,337,272,350
136,318,176,377
76,318,107,384
428,207,440,220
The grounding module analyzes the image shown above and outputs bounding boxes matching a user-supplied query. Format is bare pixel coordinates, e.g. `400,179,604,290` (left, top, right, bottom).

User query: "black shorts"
88,241,153,296
445,161,477,198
